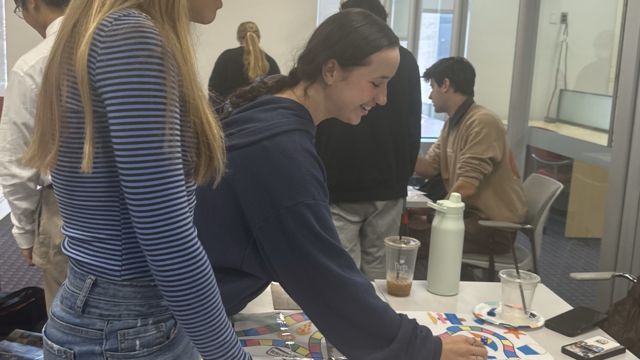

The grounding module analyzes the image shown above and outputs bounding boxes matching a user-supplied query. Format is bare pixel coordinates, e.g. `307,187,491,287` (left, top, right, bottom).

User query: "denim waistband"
65,263,163,302
60,264,171,319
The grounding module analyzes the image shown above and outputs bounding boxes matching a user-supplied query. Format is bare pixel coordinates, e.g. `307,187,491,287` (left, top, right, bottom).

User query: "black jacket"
208,46,280,99
315,46,422,203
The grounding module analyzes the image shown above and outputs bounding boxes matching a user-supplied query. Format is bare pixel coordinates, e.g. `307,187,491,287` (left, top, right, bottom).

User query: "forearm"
0,131,42,248
0,69,42,249
259,202,441,360
415,156,438,179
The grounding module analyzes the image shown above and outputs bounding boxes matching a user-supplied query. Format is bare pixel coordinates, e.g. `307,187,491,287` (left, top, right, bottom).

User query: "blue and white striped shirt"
52,9,250,360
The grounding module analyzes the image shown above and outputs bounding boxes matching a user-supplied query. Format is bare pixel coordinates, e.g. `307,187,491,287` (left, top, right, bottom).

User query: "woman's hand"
440,335,488,360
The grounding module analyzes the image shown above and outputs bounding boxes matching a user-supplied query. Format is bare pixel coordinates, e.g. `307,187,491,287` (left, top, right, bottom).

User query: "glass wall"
520,0,624,307
528,0,623,146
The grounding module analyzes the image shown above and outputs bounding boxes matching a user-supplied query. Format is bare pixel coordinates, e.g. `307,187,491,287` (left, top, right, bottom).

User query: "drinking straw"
396,199,408,281
511,245,528,316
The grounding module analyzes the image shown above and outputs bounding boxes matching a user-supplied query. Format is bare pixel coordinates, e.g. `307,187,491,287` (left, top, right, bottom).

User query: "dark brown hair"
341,0,388,22
227,9,399,110
423,57,476,97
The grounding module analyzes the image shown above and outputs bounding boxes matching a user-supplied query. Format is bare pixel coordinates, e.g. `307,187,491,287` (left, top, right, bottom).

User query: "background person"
413,57,527,256
0,0,70,313
208,21,280,100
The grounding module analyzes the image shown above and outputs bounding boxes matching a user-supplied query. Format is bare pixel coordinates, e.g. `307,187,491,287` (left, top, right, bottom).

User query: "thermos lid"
384,236,421,249
428,192,465,214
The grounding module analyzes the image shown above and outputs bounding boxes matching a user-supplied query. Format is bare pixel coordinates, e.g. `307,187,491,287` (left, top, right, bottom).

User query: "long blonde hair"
237,21,269,82
24,0,226,185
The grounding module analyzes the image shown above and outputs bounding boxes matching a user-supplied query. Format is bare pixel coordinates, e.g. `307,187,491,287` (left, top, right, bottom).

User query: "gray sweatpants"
329,199,403,280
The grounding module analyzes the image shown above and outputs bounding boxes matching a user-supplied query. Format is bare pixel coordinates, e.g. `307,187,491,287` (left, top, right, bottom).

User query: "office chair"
462,174,564,276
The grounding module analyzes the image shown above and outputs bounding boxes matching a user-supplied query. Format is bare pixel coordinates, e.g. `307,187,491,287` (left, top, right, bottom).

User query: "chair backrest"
522,174,564,255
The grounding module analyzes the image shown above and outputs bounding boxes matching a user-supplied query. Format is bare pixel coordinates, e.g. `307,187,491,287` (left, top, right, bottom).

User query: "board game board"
405,311,553,360
231,312,345,359
232,311,553,359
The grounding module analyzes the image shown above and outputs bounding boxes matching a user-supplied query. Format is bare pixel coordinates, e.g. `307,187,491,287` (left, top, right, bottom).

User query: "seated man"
413,57,527,255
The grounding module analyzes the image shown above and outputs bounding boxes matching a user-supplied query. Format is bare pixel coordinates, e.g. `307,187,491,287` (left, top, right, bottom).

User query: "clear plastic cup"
499,269,541,325
384,236,420,297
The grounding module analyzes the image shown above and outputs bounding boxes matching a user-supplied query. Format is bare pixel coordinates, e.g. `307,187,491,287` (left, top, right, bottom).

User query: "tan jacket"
425,104,527,223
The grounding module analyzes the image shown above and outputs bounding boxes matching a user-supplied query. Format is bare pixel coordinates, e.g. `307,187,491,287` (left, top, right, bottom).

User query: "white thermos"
426,193,465,296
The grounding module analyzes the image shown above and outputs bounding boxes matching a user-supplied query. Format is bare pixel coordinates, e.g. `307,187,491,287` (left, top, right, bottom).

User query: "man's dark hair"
341,0,388,22
15,0,70,10
423,57,475,97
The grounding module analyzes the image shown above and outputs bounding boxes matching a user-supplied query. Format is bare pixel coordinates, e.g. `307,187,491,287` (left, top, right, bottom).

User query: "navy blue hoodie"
194,95,442,360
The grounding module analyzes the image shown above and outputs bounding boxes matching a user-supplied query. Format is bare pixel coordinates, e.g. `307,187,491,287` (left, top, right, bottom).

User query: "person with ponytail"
23,1,251,359
208,21,280,100
195,9,488,360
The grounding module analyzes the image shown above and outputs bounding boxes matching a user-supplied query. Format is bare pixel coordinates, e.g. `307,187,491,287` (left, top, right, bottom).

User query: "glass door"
509,0,626,308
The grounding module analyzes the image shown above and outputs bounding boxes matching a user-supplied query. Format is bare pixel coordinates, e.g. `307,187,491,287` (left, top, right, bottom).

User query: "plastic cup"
499,269,541,325
384,236,420,297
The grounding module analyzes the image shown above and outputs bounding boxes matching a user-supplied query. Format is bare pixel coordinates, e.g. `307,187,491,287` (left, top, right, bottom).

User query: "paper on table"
407,186,426,195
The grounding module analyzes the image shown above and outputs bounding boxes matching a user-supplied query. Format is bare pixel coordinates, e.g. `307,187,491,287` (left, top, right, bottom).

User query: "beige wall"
5,1,42,77
5,0,319,90
465,0,520,120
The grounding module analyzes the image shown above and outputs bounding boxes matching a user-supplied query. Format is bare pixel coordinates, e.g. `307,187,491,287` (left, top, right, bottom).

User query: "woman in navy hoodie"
194,9,488,360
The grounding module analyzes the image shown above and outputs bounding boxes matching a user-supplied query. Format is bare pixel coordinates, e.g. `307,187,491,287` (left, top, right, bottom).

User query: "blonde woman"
208,21,280,99
23,0,251,359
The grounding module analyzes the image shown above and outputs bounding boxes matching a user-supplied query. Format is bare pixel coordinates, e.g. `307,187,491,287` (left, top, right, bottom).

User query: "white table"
241,281,636,360
374,280,636,360
241,282,388,314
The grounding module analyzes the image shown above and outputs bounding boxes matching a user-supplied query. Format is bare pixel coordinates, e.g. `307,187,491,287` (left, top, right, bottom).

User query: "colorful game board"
231,312,345,359
406,311,553,360
232,311,553,359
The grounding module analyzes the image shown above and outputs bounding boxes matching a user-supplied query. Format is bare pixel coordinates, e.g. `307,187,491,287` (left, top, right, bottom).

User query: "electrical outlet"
561,12,568,25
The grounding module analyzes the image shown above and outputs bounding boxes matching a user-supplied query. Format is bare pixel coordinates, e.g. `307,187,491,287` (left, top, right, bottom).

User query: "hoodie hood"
222,95,316,151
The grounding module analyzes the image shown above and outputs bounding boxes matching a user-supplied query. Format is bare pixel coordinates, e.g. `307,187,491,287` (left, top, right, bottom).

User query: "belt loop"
75,275,96,315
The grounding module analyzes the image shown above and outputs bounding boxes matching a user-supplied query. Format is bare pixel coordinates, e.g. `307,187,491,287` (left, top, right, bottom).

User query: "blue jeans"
43,264,201,360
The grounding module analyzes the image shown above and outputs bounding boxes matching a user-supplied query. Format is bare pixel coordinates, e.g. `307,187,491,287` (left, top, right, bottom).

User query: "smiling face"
323,47,400,125
186,0,223,24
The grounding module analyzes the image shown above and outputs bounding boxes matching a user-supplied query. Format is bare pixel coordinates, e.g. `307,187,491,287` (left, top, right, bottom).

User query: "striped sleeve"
92,15,250,360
